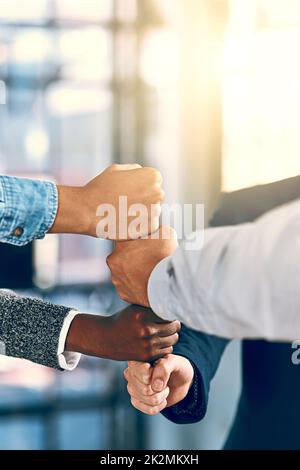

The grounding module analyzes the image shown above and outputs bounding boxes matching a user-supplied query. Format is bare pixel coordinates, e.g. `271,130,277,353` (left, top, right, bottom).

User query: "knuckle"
143,385,152,396
144,325,155,337
139,319,153,336
139,327,147,338
147,167,161,182
134,311,143,323
130,398,140,411
153,168,162,182
157,189,165,201
142,374,150,383
147,337,157,352
165,346,173,356
141,362,151,372
107,255,117,270
119,292,128,302
145,166,156,175
140,326,149,337
148,407,159,416
127,384,135,397
110,274,117,284
171,333,179,345
149,395,160,406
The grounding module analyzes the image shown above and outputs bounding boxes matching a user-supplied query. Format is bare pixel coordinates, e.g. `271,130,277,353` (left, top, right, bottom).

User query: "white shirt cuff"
148,256,175,322
57,310,82,371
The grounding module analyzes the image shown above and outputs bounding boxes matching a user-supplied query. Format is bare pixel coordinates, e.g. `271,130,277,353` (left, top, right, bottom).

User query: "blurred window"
0,0,146,285
0,0,180,285
0,0,180,451
223,0,300,191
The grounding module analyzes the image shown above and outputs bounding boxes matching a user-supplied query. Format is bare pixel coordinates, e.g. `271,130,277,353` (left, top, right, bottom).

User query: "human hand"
107,226,178,307
124,354,194,414
66,305,181,362
51,164,164,240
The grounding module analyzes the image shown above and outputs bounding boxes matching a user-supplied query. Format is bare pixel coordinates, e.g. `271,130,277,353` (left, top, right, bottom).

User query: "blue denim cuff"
0,176,58,246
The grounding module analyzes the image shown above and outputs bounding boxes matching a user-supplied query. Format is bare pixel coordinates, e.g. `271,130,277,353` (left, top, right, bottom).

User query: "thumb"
151,357,173,393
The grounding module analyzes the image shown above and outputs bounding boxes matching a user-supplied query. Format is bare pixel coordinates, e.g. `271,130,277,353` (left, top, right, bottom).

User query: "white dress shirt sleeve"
148,198,300,342
57,310,81,371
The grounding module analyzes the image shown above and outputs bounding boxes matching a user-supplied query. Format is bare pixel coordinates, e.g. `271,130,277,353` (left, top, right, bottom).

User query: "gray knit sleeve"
0,290,73,370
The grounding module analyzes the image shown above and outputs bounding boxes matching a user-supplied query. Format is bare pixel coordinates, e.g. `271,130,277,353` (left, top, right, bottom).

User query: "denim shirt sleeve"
0,176,58,246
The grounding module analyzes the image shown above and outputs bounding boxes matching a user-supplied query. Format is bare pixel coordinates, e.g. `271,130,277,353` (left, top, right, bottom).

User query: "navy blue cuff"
161,354,209,425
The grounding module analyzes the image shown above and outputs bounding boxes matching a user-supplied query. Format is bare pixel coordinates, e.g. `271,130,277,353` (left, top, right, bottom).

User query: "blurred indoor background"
0,0,299,449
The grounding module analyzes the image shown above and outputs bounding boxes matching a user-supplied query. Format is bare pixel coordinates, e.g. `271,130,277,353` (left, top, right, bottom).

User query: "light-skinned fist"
124,354,194,415
107,226,178,307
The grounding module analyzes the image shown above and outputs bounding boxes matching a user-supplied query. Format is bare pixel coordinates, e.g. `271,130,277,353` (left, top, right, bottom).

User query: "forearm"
0,291,74,369
149,199,300,341
66,314,116,360
0,292,111,369
48,186,90,236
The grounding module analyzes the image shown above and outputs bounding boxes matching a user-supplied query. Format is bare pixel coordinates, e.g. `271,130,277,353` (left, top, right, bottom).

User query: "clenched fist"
51,164,164,240
66,305,181,362
107,226,178,307
124,355,194,415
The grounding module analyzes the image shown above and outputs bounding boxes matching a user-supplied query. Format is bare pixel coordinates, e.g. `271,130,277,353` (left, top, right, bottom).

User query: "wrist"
49,185,90,236
65,314,115,359
66,314,103,357
176,356,195,386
